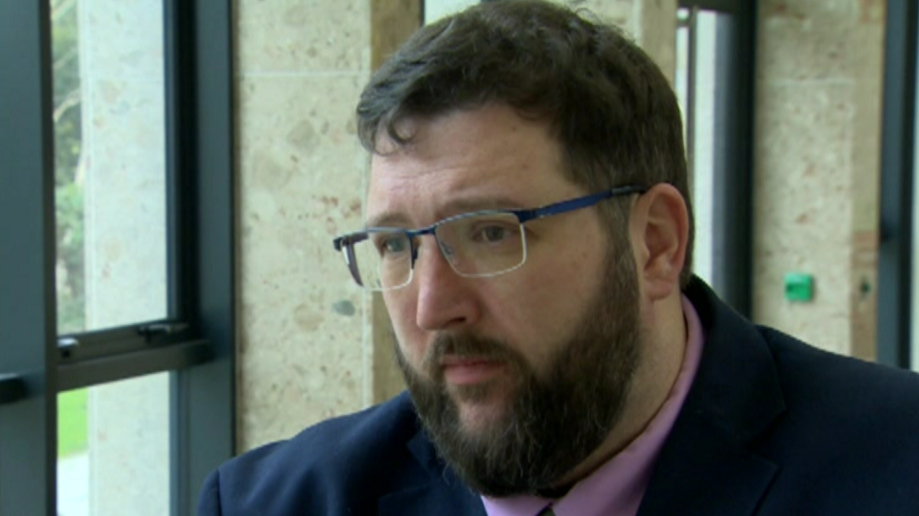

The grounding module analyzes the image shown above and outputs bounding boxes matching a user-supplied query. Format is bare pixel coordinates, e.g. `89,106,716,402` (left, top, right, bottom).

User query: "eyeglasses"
332,185,647,291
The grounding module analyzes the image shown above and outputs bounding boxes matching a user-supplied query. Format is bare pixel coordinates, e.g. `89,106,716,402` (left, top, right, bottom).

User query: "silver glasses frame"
332,185,647,291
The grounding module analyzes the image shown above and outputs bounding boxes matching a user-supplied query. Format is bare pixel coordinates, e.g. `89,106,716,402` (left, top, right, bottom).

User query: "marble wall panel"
757,21,853,81
760,0,859,21
753,86,852,351
633,0,677,85
237,74,369,450
236,0,370,73
753,0,884,358
576,0,633,28
573,0,676,83
754,83,854,354
850,24,884,234
848,12,884,361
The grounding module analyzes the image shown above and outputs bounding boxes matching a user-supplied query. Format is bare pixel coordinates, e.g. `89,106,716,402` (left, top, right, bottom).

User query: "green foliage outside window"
52,0,85,335
52,0,89,457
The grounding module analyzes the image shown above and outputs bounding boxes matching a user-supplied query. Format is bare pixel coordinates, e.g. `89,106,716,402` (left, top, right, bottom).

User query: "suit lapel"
635,412,779,516
636,279,786,516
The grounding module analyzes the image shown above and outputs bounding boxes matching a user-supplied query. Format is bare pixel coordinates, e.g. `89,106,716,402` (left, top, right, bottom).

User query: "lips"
440,356,504,385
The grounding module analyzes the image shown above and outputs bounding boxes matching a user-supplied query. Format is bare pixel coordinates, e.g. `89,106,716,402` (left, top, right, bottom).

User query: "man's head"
349,0,691,498
358,0,693,283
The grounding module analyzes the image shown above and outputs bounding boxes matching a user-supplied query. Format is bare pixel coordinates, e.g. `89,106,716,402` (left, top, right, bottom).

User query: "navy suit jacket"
198,279,919,515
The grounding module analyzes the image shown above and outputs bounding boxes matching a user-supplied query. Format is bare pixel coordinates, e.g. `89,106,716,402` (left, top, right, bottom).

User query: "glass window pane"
51,0,168,334
676,9,720,287
57,372,170,516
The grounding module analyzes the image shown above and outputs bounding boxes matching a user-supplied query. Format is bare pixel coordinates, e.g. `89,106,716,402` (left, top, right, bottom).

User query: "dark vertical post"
708,1,757,316
169,0,237,514
0,1,59,514
877,0,918,369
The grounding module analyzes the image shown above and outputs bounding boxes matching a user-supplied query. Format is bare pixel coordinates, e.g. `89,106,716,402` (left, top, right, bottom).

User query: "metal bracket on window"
0,373,27,406
58,336,80,359
58,336,79,350
137,321,189,341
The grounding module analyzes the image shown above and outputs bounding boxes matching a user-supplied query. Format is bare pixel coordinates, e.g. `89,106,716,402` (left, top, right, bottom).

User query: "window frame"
0,1,235,514
877,0,918,369
678,0,758,316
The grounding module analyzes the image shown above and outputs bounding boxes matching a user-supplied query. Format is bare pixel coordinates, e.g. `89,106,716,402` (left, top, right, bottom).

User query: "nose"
411,238,481,332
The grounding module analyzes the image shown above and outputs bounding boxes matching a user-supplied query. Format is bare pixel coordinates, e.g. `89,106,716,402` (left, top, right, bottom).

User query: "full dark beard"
395,248,641,497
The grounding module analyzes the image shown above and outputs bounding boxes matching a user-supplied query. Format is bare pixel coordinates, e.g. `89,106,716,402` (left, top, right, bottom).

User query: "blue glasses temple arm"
333,185,647,248
514,185,647,224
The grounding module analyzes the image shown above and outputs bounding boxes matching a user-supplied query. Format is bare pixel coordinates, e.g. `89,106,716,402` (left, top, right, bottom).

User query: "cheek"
512,248,600,309
483,250,602,354
382,291,424,361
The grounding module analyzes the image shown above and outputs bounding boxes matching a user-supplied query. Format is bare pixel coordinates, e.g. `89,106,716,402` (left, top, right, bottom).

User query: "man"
198,1,919,515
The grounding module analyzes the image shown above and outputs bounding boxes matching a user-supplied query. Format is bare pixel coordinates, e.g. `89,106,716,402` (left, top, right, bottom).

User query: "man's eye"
472,224,516,243
377,236,408,255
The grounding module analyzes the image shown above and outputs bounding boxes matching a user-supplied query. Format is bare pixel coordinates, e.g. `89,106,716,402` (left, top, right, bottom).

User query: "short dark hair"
357,0,694,287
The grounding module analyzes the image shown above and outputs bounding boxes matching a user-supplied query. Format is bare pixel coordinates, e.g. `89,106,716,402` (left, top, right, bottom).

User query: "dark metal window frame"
0,1,235,514
877,0,918,369
680,0,758,316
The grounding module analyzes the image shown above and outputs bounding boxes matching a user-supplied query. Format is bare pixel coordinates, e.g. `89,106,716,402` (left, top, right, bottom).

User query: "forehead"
366,105,582,226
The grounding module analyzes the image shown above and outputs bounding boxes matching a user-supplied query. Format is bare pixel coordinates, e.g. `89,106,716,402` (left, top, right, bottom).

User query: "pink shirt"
482,296,705,516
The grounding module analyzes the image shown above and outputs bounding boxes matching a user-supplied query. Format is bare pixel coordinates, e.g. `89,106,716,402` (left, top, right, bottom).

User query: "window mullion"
167,0,236,514
0,1,59,514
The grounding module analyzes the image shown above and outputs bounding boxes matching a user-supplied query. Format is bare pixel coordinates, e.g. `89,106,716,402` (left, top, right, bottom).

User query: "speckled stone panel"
633,0,677,85
237,72,370,450
576,0,633,28
848,5,884,361
754,82,854,353
753,0,883,357
569,0,675,83
237,0,369,73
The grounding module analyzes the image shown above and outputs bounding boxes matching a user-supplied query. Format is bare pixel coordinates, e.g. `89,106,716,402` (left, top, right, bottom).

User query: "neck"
552,292,687,488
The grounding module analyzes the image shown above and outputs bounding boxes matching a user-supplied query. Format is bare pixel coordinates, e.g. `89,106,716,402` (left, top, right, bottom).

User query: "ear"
629,183,690,301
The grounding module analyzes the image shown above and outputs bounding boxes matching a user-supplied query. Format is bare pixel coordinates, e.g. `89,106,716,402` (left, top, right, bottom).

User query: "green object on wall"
784,273,814,302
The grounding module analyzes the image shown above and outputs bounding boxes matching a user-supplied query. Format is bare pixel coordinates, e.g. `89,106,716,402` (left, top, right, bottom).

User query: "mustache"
421,332,522,376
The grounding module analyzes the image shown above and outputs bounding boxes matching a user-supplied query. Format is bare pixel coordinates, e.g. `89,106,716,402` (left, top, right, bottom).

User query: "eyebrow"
365,195,528,229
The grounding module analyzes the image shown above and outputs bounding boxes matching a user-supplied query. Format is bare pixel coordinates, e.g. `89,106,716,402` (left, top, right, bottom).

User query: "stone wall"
752,0,884,359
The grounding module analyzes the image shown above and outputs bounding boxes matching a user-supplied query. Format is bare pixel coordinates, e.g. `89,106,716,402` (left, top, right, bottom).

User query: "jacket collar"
636,277,786,516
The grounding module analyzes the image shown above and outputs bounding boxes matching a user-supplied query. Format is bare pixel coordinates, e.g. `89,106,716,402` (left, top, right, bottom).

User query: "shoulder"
759,325,919,411
198,392,424,516
751,327,919,510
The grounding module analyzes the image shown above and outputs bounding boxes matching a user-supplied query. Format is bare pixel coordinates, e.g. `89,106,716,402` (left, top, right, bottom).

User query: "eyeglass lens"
350,212,527,290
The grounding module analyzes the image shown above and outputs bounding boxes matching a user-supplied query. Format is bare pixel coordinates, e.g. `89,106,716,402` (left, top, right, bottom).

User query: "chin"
454,392,512,433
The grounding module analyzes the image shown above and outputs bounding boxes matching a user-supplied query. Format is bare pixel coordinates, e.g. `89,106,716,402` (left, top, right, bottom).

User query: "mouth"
440,356,505,386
